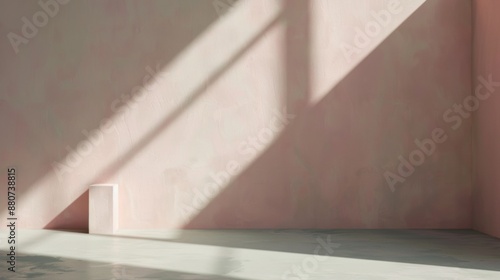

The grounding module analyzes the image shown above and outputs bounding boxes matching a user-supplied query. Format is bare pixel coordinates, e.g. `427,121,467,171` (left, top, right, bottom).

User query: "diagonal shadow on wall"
183,0,472,231
0,0,241,229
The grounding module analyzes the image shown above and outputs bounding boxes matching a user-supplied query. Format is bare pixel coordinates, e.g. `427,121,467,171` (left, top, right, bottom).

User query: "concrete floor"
0,229,499,279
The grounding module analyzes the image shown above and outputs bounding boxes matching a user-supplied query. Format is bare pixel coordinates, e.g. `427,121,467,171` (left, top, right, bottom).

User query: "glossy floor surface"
0,229,499,279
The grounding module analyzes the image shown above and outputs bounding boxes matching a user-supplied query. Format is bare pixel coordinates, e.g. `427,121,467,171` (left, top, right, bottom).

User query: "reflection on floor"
0,229,499,279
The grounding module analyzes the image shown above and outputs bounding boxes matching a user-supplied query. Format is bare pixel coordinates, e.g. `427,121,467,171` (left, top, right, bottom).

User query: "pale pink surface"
0,0,472,229
473,0,500,238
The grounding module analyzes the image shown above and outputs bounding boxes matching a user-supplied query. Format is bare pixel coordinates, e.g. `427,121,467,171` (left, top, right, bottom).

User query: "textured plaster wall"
0,0,472,229
473,0,500,239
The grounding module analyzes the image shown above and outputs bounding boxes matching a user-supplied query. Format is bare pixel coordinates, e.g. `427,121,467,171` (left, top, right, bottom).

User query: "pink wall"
473,0,500,239
0,0,472,230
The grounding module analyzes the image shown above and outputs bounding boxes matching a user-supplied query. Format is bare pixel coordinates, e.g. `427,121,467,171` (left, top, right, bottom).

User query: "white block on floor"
89,184,118,234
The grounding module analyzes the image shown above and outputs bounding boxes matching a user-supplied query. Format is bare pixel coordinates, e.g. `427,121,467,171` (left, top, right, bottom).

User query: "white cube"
89,184,118,234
